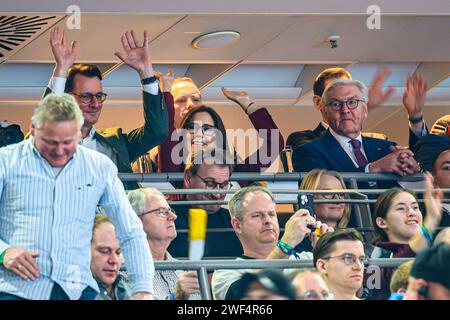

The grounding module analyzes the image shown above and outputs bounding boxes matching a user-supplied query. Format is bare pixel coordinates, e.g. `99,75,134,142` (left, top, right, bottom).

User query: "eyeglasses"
326,98,365,111
71,92,108,104
184,123,216,136
323,253,369,266
195,174,231,190
316,192,349,200
298,290,334,300
140,207,177,218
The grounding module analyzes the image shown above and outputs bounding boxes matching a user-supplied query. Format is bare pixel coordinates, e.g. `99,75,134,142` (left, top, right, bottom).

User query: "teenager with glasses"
127,188,201,300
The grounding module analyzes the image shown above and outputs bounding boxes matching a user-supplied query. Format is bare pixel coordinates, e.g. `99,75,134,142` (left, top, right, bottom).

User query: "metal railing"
154,258,414,300
119,172,427,183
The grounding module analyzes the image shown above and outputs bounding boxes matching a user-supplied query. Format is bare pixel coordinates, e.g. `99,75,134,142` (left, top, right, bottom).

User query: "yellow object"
189,209,208,241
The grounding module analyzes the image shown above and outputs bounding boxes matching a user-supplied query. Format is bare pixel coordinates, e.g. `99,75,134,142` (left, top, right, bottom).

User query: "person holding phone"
299,169,351,229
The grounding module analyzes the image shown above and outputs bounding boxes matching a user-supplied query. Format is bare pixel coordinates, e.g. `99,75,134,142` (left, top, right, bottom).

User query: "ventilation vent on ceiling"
0,15,60,63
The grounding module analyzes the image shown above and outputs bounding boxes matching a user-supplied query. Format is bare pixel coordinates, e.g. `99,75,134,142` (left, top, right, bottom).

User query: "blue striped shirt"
0,139,154,300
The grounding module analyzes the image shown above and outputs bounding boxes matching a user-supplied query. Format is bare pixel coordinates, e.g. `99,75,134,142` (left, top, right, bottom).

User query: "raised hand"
50,27,77,77
281,209,315,249
115,30,153,79
402,72,428,119
367,67,396,109
155,68,174,92
423,172,443,231
221,87,256,114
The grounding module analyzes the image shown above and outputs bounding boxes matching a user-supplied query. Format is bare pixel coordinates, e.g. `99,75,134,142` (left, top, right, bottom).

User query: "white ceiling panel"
10,14,184,62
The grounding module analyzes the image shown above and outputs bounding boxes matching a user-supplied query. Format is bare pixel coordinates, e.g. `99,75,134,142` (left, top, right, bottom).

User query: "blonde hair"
32,93,83,130
172,77,198,87
299,169,350,228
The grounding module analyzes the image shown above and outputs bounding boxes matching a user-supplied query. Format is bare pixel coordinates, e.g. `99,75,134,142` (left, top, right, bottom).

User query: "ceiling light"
190,31,240,50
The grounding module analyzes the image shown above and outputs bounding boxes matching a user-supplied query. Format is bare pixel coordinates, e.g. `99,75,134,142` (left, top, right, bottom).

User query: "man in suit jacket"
293,79,420,182
287,67,351,149
45,28,168,189
287,67,428,151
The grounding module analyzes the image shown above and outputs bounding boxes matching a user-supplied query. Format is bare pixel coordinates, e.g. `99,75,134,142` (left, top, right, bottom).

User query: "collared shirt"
47,76,159,164
153,252,200,300
329,128,368,169
80,126,118,166
95,274,132,300
0,139,154,300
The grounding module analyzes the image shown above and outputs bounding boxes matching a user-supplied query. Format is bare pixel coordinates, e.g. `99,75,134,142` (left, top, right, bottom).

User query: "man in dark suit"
45,28,168,189
286,67,352,150
287,67,428,151
293,79,420,182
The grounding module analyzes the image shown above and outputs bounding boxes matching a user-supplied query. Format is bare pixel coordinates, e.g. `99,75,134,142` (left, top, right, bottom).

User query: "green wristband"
0,250,6,266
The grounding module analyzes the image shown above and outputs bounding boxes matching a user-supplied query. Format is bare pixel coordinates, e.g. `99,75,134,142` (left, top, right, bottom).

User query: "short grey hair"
32,93,84,130
127,187,167,217
228,186,275,221
321,79,369,108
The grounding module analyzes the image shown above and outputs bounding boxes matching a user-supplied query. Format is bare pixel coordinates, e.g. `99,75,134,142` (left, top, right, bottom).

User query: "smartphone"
297,193,319,234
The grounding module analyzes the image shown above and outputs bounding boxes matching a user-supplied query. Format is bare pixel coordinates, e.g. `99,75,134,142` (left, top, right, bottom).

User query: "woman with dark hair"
367,173,443,299
155,72,284,174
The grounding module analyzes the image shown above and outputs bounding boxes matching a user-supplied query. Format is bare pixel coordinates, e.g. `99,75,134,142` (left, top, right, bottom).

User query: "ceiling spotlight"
190,31,241,50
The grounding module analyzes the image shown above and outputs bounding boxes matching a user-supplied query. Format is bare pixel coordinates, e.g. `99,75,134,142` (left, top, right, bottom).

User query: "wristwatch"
409,114,423,124
141,76,158,85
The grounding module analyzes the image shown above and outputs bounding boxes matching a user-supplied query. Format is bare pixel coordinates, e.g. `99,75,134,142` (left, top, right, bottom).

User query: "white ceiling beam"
294,63,352,103
414,62,450,89
185,63,240,90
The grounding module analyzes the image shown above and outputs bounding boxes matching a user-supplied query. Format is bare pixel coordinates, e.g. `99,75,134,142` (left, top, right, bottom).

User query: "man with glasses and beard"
168,147,243,259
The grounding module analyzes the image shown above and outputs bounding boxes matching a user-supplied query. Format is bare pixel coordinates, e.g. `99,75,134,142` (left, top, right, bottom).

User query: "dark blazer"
409,125,429,150
44,87,168,190
286,123,326,150
292,130,396,174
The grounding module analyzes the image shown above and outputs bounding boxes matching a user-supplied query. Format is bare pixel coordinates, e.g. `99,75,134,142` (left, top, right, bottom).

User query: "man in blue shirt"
0,93,154,300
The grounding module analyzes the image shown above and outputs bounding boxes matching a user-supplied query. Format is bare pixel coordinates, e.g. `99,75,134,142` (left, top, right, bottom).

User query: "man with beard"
168,147,243,258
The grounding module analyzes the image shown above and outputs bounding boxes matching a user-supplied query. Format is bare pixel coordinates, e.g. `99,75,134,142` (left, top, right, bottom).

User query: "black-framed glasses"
326,98,365,111
71,92,108,104
184,123,216,136
323,253,369,266
195,174,231,190
298,290,334,300
140,207,177,218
